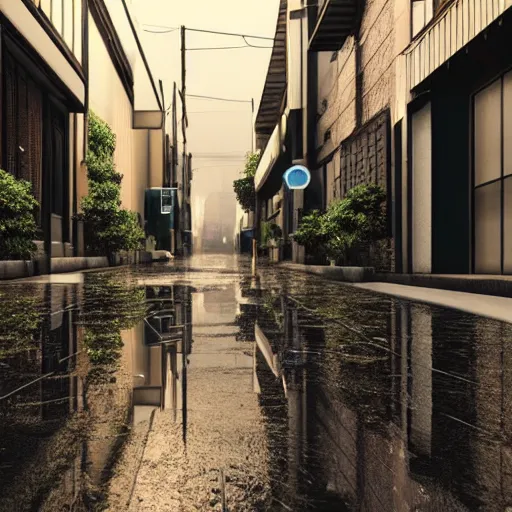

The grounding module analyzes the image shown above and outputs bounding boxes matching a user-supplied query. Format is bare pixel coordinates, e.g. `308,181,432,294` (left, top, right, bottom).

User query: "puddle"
0,259,511,511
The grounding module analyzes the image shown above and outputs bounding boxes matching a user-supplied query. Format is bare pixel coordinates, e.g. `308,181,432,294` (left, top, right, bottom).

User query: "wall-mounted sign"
283,165,311,190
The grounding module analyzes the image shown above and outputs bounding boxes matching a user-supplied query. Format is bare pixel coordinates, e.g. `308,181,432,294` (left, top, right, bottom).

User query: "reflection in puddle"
1,263,512,511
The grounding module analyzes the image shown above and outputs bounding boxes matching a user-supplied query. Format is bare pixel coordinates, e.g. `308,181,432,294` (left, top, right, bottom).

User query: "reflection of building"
132,286,192,425
0,284,81,508
258,294,512,511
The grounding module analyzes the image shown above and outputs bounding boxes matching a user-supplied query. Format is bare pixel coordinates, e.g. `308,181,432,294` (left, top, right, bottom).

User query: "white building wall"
88,12,160,221
411,102,432,274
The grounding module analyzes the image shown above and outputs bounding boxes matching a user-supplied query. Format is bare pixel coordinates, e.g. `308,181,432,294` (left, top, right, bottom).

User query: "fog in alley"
131,0,279,253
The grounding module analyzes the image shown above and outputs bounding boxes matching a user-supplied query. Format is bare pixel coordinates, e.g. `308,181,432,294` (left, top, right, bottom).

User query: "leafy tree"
233,152,260,212
0,170,39,260
77,112,144,257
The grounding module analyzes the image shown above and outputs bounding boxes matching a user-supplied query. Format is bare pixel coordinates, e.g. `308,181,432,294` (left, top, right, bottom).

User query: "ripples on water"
0,258,511,511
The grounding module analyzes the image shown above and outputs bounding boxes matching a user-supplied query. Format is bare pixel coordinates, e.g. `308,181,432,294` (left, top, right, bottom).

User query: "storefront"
407,7,512,275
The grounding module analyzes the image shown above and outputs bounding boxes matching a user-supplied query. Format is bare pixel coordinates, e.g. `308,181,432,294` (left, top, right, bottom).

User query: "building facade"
0,0,167,273
255,0,512,275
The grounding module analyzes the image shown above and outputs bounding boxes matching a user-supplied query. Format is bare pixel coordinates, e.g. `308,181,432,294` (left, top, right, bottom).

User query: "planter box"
279,262,375,283
0,260,35,280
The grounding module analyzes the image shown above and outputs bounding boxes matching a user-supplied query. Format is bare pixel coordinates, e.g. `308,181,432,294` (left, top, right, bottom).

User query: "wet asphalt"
0,254,511,511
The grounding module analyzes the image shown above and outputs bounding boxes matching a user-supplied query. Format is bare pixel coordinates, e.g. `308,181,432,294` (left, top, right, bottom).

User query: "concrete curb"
375,273,512,299
0,257,111,280
279,262,375,283
0,260,35,280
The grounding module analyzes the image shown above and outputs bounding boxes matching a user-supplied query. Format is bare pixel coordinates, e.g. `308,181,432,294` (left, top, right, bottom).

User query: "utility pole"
180,26,188,256
251,98,254,153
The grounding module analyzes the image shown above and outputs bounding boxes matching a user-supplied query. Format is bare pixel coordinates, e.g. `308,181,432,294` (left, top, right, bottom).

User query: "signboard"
283,165,311,190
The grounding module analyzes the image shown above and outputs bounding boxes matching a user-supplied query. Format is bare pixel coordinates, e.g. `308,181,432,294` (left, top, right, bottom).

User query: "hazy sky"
132,0,279,236
132,0,279,237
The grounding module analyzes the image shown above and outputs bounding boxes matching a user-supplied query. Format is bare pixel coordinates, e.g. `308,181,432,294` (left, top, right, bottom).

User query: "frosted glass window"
73,0,83,63
504,72,512,177
52,0,64,36
475,181,501,274
40,0,51,18
475,79,501,186
412,1,426,38
63,0,74,50
505,177,512,273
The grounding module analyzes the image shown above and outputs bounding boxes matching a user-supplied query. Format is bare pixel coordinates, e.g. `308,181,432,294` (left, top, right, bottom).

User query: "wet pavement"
1,254,512,511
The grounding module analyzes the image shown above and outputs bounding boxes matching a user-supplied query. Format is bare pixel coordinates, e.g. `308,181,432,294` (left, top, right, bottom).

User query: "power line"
143,28,179,34
142,24,274,41
185,27,274,40
187,45,271,51
187,94,252,104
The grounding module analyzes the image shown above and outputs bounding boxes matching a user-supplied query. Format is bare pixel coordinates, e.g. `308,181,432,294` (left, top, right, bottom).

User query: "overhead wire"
187,94,253,103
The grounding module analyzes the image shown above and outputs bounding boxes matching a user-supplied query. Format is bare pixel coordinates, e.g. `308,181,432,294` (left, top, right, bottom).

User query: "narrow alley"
1,255,511,511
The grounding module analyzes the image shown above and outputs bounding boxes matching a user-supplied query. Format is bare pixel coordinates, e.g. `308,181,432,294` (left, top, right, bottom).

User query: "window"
473,71,512,274
4,51,43,210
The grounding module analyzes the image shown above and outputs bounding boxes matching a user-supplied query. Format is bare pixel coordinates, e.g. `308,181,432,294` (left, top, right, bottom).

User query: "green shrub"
77,112,144,256
233,152,260,213
324,184,387,262
294,184,387,264
0,169,38,260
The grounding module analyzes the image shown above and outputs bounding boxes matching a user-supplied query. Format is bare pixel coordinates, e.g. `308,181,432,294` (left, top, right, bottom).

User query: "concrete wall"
88,13,162,222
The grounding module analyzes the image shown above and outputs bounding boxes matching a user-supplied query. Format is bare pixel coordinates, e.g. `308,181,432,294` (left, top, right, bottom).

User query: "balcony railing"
407,0,512,89
28,0,83,64
309,0,358,52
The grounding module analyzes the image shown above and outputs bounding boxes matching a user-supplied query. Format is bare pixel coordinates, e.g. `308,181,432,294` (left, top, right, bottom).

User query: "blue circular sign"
283,165,311,190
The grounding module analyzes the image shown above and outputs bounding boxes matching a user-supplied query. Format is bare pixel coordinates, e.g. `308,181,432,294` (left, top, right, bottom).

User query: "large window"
473,72,512,274
4,51,43,209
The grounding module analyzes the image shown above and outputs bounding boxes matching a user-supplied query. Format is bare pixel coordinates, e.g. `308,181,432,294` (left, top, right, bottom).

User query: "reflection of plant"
80,273,147,383
0,169,39,260
76,112,144,257
0,293,42,358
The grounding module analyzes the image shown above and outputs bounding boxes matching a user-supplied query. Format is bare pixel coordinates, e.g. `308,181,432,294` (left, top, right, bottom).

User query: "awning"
254,111,288,192
309,0,358,52
254,0,287,140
